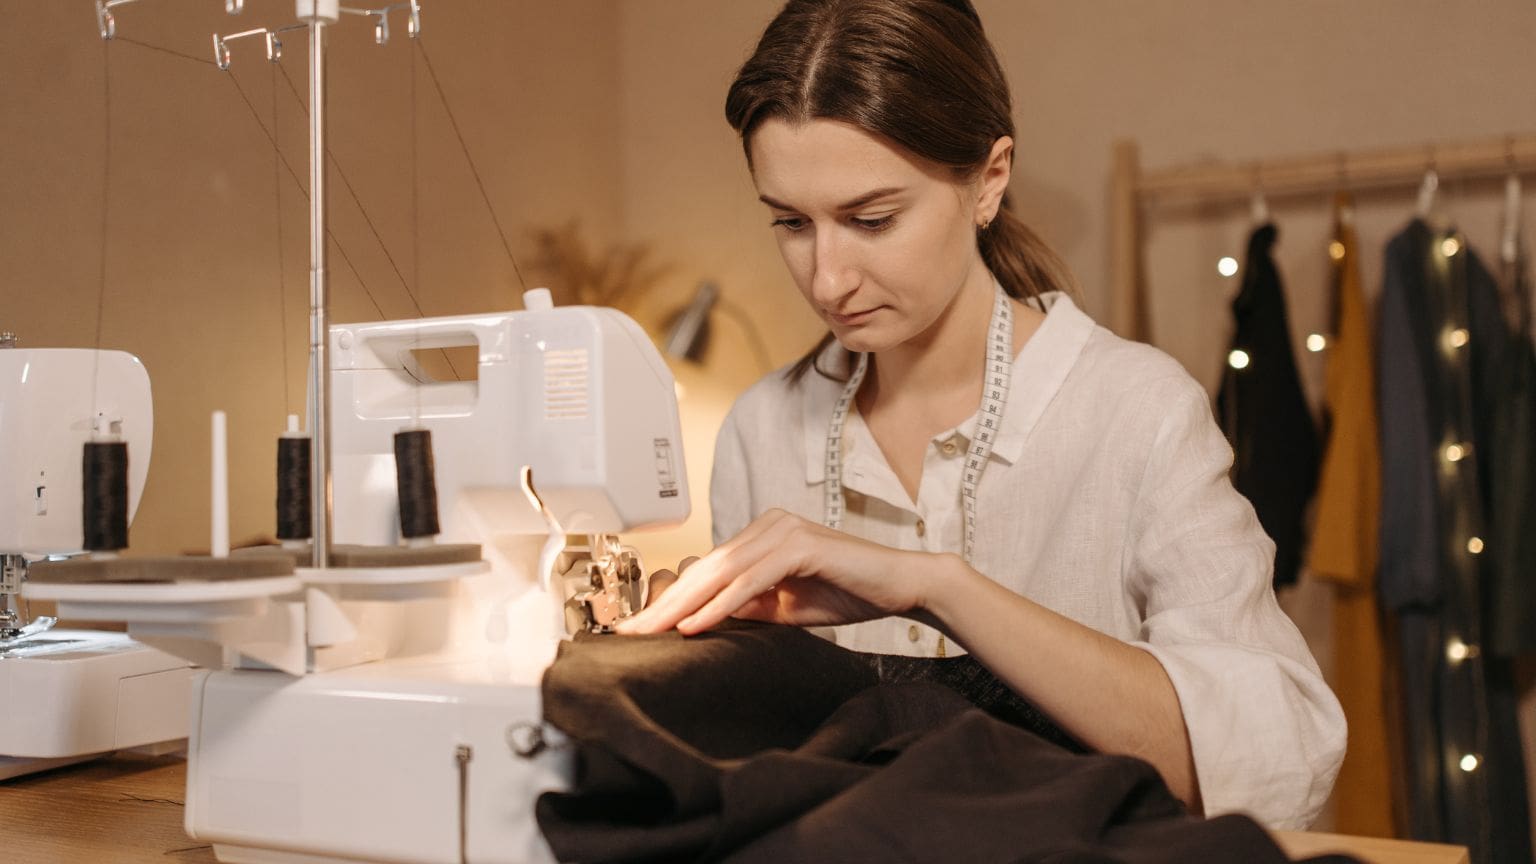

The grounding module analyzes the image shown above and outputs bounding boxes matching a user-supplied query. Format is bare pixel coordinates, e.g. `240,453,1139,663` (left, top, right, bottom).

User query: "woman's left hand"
616,508,936,635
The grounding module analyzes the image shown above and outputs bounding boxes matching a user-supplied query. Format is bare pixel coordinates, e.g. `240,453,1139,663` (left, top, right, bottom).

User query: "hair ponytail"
979,193,1080,304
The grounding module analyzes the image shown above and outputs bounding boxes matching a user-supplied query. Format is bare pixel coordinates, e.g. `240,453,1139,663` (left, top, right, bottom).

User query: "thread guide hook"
98,0,242,41
338,1,422,45
213,23,306,69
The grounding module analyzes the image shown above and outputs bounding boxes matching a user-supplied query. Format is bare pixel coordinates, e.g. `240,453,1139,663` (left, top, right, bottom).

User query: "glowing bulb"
1446,639,1470,663
1217,257,1239,277
1448,328,1470,349
1444,443,1466,463
1441,237,1461,257
1306,334,1327,352
1467,536,1485,555
1328,241,1346,261
1228,350,1251,370
1460,754,1480,772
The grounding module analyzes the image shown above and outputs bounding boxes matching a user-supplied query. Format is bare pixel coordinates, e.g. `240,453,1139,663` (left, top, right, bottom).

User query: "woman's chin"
831,327,899,354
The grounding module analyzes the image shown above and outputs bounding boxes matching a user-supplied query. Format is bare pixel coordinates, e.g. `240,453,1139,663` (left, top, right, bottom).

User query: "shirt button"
907,624,920,643
915,519,926,538
939,438,959,457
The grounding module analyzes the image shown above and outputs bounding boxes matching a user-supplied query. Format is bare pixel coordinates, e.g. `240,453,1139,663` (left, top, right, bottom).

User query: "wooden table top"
1,755,1470,864
2,754,215,863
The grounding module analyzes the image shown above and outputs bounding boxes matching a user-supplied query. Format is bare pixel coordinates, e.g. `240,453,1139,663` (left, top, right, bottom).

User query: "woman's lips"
829,307,880,326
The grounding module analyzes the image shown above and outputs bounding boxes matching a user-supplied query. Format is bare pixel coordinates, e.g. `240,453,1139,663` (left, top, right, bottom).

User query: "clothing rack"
1107,133,1536,341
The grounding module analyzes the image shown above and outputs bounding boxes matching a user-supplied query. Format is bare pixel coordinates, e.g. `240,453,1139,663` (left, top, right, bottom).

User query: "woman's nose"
810,230,857,308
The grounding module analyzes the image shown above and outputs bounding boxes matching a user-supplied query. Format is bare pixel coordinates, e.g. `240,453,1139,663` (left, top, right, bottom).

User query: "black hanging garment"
1487,233,1536,657
1375,219,1532,864
532,623,1357,864
1217,223,1322,587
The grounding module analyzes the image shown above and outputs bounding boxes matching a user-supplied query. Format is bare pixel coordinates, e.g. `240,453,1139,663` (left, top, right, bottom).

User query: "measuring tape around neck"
824,281,1014,565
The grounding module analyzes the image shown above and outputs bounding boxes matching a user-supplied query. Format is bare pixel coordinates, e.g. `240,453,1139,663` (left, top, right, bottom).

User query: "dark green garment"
1375,219,1531,864
1487,244,1536,657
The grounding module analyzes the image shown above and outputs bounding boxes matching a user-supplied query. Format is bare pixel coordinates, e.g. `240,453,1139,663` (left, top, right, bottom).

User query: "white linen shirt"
708,291,1346,831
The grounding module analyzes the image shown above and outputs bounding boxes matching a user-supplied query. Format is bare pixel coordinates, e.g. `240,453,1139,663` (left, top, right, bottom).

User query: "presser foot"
559,535,646,635
0,553,54,643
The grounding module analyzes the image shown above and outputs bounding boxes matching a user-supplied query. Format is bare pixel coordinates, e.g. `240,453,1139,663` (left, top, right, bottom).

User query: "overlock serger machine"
28,291,690,863
0,338,195,779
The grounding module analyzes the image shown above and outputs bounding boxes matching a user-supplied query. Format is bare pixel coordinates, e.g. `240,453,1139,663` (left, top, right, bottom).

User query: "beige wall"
5,0,1533,601
4,0,1536,835
609,0,1536,563
615,0,1536,388
608,0,1536,833
2,1,623,556
10,0,1532,567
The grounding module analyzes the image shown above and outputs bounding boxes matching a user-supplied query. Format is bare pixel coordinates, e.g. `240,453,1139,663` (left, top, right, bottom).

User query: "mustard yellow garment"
1308,193,1396,837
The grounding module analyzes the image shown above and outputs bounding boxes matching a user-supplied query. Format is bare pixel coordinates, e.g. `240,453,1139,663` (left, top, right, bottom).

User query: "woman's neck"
862,260,997,409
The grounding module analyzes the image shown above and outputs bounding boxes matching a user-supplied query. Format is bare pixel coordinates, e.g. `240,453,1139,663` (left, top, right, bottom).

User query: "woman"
619,0,1344,831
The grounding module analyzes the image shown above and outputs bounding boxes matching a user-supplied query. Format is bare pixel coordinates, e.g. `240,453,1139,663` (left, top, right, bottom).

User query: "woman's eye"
770,217,807,232
851,215,895,232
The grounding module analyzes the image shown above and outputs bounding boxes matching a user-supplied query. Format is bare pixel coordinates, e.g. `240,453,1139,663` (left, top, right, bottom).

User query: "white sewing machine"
29,291,689,862
0,341,195,780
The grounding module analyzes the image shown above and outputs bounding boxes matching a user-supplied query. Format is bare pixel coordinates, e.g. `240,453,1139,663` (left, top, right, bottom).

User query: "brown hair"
725,0,1077,383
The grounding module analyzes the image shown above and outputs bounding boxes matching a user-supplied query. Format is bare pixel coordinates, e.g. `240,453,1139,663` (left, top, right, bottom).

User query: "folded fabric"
535,622,1355,864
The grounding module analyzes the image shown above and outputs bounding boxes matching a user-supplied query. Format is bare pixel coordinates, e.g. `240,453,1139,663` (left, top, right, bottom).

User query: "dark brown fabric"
535,622,1356,864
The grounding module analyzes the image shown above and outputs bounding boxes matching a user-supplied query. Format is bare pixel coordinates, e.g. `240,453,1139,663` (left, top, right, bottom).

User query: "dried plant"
526,221,669,311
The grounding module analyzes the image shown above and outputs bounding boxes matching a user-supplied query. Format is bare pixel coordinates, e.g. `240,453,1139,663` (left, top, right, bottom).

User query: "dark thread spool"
82,441,129,551
276,436,312,540
394,428,440,539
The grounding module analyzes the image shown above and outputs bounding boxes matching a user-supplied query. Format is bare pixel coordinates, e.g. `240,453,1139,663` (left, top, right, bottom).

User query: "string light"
1306,334,1327,352
1446,638,1477,664
1448,328,1470,349
1328,241,1346,261
1467,536,1485,555
1441,237,1462,257
1227,349,1251,370
1460,754,1480,773
1444,443,1467,463
1218,257,1239,277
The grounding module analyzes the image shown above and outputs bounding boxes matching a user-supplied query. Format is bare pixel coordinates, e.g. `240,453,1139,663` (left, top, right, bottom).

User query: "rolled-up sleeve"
1124,376,1346,830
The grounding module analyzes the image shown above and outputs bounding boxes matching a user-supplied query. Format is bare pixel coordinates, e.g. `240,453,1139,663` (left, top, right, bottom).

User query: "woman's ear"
975,136,1013,227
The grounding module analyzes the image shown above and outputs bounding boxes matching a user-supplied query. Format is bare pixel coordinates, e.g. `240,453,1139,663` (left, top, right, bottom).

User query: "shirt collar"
801,290,1095,484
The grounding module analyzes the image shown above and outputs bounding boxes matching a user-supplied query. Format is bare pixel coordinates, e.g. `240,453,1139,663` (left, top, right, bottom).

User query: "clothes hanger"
1415,148,1440,223
1415,169,1439,220
1501,140,1522,268
1334,152,1354,227
1250,165,1271,226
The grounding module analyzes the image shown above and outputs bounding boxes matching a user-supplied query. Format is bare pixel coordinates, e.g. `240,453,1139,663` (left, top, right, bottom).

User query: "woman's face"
748,118,993,354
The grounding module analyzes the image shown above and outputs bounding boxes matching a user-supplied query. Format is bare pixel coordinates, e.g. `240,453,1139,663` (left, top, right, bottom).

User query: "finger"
730,591,786,624
618,554,725,633
622,552,740,633
657,514,805,627
621,514,789,632
677,554,792,634
646,570,678,606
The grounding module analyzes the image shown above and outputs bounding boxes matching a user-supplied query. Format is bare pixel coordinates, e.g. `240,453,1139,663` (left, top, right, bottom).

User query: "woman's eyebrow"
758,187,905,212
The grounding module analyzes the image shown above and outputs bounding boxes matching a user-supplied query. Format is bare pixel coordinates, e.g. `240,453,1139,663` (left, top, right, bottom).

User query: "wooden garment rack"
1107,133,1536,342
